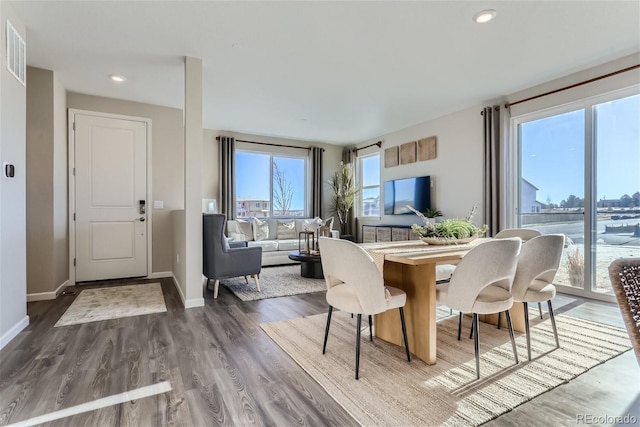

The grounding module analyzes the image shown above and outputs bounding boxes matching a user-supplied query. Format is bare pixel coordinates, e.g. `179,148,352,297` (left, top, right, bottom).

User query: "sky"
521,93,639,205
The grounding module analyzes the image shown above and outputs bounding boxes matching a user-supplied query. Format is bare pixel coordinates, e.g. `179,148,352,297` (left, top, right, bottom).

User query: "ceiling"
10,1,640,145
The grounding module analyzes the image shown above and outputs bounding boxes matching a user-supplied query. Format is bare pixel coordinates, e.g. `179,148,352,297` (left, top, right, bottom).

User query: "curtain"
311,146,323,218
219,136,236,219
483,106,501,237
342,147,357,237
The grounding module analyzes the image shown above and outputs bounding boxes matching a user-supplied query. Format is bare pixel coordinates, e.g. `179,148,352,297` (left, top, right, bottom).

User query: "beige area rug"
261,309,631,426
54,283,167,327
220,265,326,301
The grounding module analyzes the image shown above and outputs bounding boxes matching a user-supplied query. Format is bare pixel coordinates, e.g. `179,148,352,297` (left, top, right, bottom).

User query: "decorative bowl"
421,235,478,245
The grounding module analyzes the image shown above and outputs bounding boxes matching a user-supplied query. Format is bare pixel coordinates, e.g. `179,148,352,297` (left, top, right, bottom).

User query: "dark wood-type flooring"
0,278,638,426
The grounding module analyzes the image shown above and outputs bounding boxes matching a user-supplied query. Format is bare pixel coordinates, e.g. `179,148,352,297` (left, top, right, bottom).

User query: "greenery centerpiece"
327,163,359,237
408,204,488,245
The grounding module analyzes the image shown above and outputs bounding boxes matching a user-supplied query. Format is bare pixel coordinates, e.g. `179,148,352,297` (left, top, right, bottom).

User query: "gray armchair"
203,214,262,299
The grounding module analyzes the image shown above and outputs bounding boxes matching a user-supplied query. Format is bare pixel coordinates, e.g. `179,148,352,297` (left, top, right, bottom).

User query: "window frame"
234,146,310,218
358,152,381,217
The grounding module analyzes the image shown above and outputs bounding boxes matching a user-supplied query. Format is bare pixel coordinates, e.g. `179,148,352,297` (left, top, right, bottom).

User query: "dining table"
361,238,527,365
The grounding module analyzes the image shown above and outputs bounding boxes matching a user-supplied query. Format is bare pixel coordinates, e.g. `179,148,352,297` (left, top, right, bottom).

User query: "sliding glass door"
514,90,639,299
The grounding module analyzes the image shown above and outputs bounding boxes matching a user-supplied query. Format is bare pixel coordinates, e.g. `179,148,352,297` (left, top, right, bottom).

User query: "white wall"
0,2,29,349
356,105,485,237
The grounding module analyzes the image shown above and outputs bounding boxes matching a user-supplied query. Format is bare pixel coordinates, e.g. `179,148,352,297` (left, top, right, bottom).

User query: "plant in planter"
327,163,359,237
408,204,488,244
423,208,443,224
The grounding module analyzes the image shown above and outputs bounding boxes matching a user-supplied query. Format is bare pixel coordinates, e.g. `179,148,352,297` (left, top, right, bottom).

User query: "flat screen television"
384,176,431,215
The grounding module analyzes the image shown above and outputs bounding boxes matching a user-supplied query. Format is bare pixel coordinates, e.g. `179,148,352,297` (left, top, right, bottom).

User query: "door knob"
136,217,146,222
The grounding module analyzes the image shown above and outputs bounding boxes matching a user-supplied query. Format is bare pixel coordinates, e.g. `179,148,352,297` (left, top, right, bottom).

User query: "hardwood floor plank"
1,277,636,426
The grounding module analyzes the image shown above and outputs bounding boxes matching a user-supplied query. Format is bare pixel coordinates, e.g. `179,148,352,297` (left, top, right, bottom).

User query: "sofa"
226,217,339,266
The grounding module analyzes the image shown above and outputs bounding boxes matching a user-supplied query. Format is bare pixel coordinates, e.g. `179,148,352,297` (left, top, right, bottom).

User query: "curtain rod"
216,136,324,151
353,141,382,152
505,64,640,109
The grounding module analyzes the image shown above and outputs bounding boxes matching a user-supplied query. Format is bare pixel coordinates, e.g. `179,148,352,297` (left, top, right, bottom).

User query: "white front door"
73,113,148,282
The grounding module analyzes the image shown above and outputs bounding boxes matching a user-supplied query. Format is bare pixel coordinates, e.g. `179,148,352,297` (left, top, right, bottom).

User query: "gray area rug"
220,264,326,301
261,309,631,426
55,283,166,327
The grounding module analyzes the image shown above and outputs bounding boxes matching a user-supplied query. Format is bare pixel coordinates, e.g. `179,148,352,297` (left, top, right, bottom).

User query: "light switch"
154,200,164,209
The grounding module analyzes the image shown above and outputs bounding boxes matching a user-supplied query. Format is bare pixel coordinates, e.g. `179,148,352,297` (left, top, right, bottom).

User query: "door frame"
68,109,153,286
506,86,639,303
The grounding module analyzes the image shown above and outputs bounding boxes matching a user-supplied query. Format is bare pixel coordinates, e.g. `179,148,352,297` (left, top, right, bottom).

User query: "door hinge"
73,167,75,176
73,258,76,266
73,213,76,221
73,122,75,131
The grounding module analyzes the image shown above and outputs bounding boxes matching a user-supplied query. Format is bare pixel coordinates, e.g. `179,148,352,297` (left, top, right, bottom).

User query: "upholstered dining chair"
318,237,411,380
496,228,544,321
511,234,565,361
436,238,521,379
203,214,262,299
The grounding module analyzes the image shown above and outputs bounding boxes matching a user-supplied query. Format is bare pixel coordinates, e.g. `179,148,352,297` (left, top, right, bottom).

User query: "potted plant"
327,163,359,240
408,204,488,244
423,208,443,224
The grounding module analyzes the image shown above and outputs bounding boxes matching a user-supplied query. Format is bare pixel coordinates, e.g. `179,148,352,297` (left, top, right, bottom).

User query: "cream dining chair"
511,234,565,361
495,228,544,322
436,238,521,379
318,237,411,380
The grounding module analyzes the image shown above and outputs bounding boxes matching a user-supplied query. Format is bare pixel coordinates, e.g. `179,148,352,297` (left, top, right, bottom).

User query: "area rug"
261,310,631,426
54,283,166,327
219,265,325,301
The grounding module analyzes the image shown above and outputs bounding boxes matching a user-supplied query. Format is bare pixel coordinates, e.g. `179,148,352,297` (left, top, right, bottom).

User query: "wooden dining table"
361,239,526,365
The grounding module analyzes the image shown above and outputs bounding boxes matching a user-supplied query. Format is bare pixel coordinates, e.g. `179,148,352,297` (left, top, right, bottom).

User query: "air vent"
6,21,26,86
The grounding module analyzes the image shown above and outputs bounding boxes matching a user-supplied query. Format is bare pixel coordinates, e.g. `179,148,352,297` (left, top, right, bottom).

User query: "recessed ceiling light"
110,74,126,82
473,9,496,24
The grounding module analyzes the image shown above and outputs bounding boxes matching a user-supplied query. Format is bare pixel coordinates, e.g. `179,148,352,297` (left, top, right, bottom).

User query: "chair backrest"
511,234,565,301
318,237,388,314
203,213,228,258
446,238,521,313
495,228,541,241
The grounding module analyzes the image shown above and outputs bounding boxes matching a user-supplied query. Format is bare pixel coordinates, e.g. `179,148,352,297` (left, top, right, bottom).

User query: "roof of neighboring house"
521,178,539,191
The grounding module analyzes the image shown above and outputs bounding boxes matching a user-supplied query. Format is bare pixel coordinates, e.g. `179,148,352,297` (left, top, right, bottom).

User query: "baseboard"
27,280,70,302
148,271,173,279
171,273,204,309
0,315,29,351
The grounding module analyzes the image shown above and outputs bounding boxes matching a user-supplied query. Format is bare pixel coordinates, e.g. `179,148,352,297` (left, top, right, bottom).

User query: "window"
512,90,639,299
359,153,380,216
235,151,307,218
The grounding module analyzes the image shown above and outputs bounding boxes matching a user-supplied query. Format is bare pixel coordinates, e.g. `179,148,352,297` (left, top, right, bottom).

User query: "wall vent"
6,21,26,86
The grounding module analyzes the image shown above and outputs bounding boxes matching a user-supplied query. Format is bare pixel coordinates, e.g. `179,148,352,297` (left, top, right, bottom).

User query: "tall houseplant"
327,163,359,237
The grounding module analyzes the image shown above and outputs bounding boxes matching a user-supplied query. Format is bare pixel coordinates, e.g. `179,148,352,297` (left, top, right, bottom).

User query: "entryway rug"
220,265,326,301
261,310,631,426
54,283,166,327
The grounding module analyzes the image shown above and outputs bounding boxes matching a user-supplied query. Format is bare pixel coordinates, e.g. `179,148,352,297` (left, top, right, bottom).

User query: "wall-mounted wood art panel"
384,146,398,168
418,136,437,161
399,141,416,165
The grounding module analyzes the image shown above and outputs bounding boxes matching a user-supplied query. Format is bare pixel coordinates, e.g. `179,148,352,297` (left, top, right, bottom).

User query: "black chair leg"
355,314,362,380
505,310,519,364
523,302,531,361
399,307,411,362
497,312,501,329
547,300,560,348
457,312,463,340
322,306,333,354
368,315,373,342
469,316,475,339
473,313,480,379
538,302,543,319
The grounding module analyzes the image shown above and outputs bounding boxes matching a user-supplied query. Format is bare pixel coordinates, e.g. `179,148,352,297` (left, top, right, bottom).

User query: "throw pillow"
304,217,334,231
236,219,254,241
223,235,231,250
277,220,297,240
253,217,269,241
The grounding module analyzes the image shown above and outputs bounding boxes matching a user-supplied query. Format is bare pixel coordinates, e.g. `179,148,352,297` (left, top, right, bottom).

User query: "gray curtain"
483,106,501,237
342,147,356,237
219,136,236,219
311,146,323,218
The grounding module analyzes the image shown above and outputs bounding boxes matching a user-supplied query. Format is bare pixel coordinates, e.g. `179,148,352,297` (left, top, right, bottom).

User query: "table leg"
374,261,437,364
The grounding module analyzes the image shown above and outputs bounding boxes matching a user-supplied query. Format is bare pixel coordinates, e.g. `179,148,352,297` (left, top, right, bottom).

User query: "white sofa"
226,217,339,266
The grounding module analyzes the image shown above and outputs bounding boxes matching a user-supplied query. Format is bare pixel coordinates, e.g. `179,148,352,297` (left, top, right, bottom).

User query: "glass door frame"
506,85,639,303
